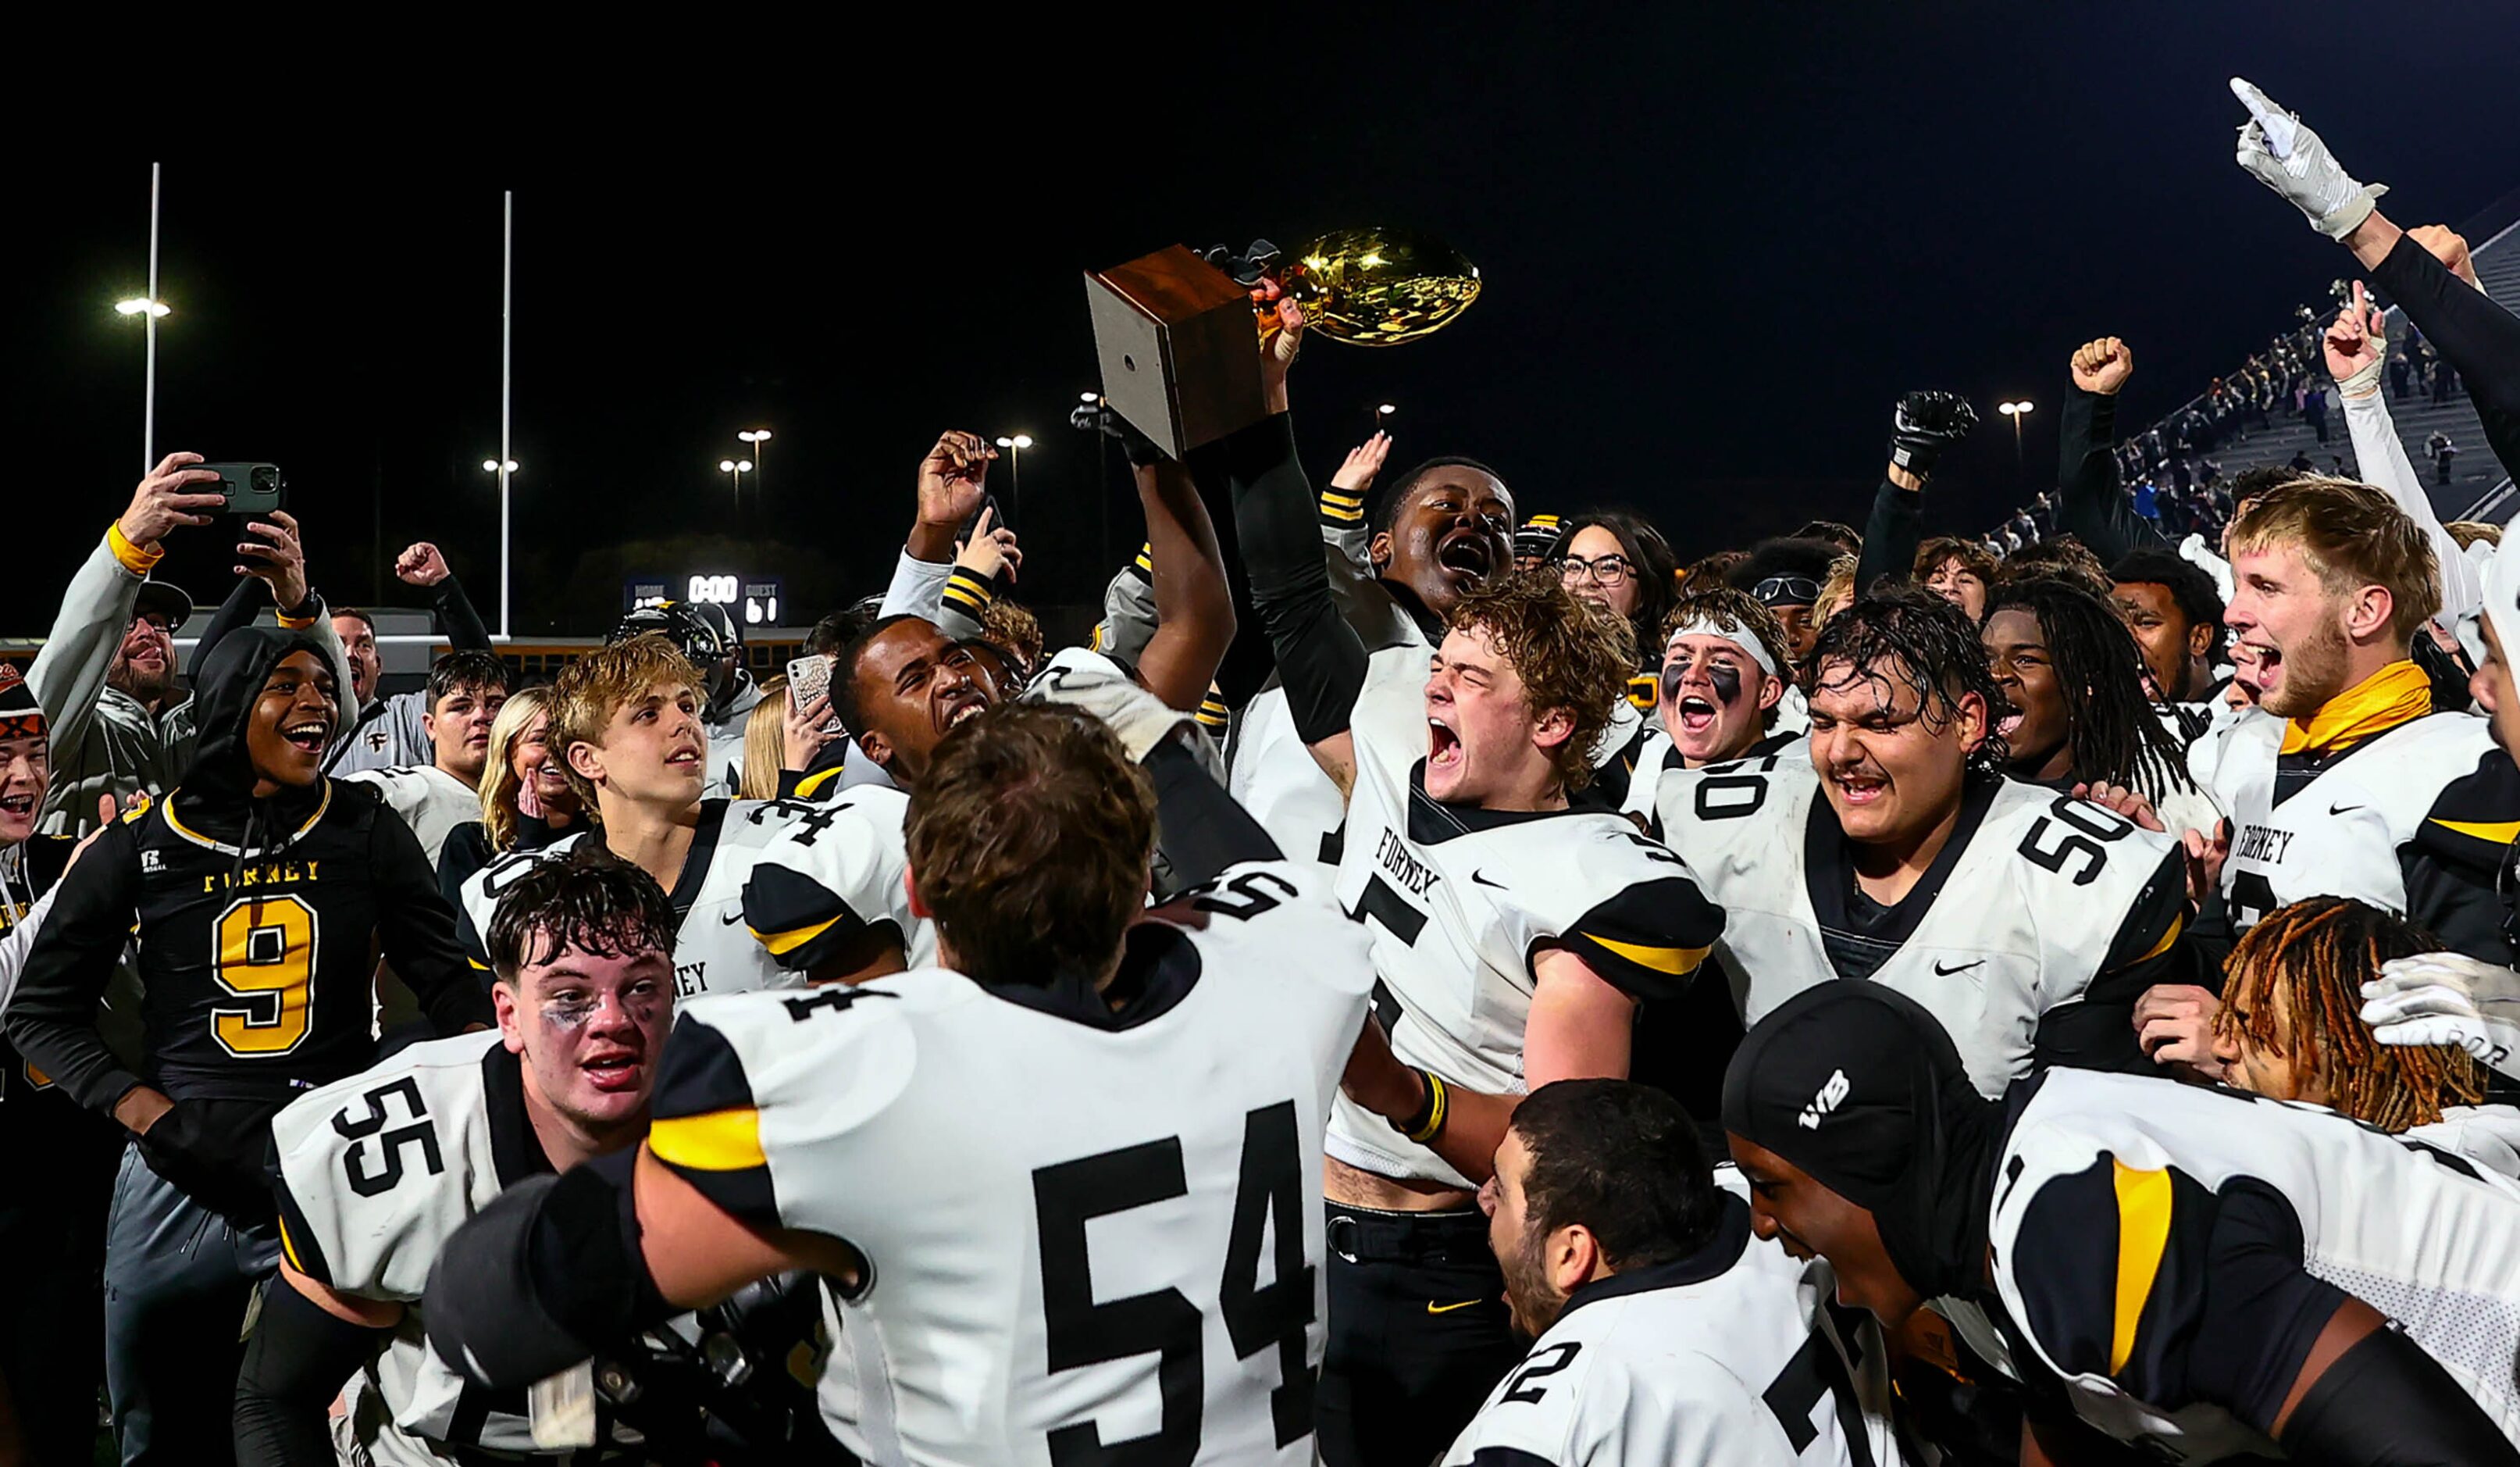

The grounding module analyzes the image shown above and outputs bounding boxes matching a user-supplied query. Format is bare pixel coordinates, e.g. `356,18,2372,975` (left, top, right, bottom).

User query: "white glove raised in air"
2230,77,2387,240
2361,951,2520,1078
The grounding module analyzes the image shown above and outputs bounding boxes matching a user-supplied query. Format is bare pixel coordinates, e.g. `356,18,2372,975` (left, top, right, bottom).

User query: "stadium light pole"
497,191,515,641
117,162,169,473
719,458,754,500
738,428,772,493
994,434,1033,522
1375,402,1396,434
1999,400,2033,487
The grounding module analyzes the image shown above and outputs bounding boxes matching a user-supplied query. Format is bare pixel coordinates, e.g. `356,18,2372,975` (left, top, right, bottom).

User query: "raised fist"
1887,391,1980,477
394,542,451,587
2070,337,2134,396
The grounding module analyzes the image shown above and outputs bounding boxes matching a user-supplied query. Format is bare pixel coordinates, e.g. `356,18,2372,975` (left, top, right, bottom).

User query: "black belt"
1324,1202,1490,1265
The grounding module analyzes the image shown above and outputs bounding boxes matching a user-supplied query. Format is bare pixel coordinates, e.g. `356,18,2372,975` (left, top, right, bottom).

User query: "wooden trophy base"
1084,245,1267,460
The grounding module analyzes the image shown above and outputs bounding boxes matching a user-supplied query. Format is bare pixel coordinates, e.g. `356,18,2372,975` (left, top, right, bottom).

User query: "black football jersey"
9,782,481,1110
0,836,91,1148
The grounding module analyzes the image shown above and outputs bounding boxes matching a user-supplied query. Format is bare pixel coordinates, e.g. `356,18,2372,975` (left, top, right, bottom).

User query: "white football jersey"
1023,646,1226,783
644,860,1374,1466
1444,1169,1902,1467
1231,643,1432,869
1988,1068,2520,1459
1325,723,1724,1190
269,1032,576,1459
1646,755,2187,1098
2208,709,2515,934
343,763,479,867
454,794,925,998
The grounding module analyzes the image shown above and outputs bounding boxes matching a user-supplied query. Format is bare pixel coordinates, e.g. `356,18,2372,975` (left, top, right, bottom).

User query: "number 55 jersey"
1645,755,2197,1097
643,860,1375,1466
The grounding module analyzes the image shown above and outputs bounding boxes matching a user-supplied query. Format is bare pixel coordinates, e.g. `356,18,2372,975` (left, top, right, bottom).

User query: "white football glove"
2230,77,2387,240
2360,951,2520,1078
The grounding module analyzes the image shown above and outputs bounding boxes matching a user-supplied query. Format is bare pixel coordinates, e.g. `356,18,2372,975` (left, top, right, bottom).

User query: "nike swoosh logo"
1426,1299,1482,1315
1470,870,1507,889
719,911,744,925
2329,803,2365,816
1933,959,1985,976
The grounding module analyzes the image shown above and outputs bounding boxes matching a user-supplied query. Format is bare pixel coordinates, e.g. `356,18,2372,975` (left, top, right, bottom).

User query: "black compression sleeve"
2275,1322,2520,1466
1146,738,1281,892
430,574,494,654
2057,388,2166,562
1223,413,1367,744
2370,234,2520,453
1855,479,1919,595
233,1276,390,1467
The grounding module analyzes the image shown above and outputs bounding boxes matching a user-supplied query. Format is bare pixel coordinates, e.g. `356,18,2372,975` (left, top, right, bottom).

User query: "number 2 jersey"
1644,755,2194,1098
454,793,928,998
1984,1067,2520,1459
2205,707,2520,960
1325,721,1724,1190
1443,1169,1902,1467
644,860,1374,1466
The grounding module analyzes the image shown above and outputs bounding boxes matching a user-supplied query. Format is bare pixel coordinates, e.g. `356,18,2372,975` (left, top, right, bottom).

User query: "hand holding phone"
786,655,846,736
195,462,287,516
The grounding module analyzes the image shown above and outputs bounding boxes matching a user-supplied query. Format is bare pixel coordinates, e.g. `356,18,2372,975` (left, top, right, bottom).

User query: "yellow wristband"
106,523,163,575
1405,1071,1449,1144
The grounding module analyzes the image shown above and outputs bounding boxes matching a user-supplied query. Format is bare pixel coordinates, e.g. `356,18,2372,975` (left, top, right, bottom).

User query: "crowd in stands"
5,77,2520,1467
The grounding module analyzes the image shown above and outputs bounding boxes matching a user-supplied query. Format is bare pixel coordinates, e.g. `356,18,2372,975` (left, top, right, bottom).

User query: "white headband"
1663,616,1780,681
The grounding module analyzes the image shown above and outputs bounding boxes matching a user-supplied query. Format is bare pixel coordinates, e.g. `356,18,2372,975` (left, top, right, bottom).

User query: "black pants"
1316,1203,1521,1467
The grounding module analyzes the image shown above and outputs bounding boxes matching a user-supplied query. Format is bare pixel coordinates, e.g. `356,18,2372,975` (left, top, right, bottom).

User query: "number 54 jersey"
1646,755,2193,1098
644,860,1375,1467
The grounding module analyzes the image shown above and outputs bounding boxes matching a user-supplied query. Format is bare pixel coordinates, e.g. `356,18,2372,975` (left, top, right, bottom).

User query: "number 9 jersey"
643,860,1376,1466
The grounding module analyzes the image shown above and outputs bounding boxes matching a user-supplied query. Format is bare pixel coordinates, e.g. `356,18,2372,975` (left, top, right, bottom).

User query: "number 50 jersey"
645,860,1374,1467
1647,755,2191,1098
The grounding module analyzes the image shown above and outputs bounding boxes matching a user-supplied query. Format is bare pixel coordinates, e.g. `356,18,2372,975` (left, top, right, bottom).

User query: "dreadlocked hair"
1985,577,2198,800
1806,590,2009,776
2212,897,2485,1133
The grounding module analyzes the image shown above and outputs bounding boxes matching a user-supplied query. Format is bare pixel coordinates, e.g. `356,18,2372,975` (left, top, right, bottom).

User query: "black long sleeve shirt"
2369,230,2520,486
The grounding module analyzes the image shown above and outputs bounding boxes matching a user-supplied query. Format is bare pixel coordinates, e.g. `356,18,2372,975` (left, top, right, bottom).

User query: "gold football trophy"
1084,229,1481,459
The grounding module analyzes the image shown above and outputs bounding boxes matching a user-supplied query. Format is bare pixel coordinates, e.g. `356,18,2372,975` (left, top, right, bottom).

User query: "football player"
342,649,510,866
424,701,1377,1465
2105,548,2228,714
6,627,490,1467
1727,981,2520,1465
454,634,919,997
1442,1080,1901,1467
1643,591,2202,1098
1624,587,1798,801
0,669,124,1467
608,599,760,798
237,856,828,1465
1228,369,1726,1465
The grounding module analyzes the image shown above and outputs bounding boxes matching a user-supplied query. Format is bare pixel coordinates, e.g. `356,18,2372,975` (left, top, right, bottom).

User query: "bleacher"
2109,196,2520,530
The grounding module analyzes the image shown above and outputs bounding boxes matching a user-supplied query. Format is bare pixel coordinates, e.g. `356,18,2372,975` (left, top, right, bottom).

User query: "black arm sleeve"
2275,1320,2520,1466
2371,232,2520,483
369,812,494,1032
3,826,148,1114
233,1276,391,1467
1146,738,1281,894
189,578,273,684
429,575,494,654
2057,389,2169,564
1855,480,1921,594
1223,413,1367,745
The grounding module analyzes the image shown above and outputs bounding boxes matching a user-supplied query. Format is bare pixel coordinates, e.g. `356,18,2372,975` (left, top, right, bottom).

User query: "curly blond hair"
1448,567,1633,794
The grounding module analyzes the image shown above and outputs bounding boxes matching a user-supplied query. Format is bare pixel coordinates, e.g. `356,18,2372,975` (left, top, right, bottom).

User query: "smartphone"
196,462,286,516
786,654,847,735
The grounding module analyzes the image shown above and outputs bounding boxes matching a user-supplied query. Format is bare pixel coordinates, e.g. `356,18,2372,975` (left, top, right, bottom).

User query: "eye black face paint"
1709,662,1745,707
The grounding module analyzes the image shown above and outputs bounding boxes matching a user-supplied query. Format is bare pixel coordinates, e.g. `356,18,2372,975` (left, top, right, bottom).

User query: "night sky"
9,5,2513,637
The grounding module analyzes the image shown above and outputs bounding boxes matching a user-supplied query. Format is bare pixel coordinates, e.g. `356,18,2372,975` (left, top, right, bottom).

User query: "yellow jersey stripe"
2109,1160,2172,1375
2433,818,2520,844
750,912,841,957
794,765,843,798
2133,911,2184,966
1583,935,1711,976
277,1215,306,1275
1320,491,1365,509
650,1108,767,1172
939,585,988,613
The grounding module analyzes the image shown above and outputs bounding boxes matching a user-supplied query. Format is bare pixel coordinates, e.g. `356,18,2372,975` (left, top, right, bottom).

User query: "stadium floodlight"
481,459,519,473
116,297,170,317
718,459,738,473
1079,391,1100,403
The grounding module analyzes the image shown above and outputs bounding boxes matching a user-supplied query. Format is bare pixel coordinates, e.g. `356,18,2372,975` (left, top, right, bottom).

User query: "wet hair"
906,702,1155,990
486,850,679,987
1449,567,1634,794
1984,577,2198,798
1806,591,2010,776
1994,536,2112,598
1510,1080,1723,1272
2107,549,2227,665
1370,455,1510,537
1555,509,1680,669
2214,898,2484,1133
428,649,511,706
